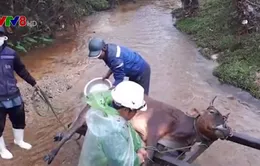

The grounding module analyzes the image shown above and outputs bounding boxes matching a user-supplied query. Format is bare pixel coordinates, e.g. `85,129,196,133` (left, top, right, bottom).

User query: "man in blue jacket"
88,38,151,95
0,26,38,159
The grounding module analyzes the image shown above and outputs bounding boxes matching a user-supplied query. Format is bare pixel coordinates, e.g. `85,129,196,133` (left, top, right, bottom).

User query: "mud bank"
2,1,260,166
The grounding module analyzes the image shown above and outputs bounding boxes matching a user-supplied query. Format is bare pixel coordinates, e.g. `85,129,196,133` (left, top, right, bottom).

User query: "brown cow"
44,96,230,165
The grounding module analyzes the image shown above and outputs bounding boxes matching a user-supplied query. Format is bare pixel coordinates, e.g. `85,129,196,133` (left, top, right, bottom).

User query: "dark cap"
88,38,106,57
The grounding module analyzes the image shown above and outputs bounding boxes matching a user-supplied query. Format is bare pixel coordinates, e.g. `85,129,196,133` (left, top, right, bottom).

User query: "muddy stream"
2,0,260,166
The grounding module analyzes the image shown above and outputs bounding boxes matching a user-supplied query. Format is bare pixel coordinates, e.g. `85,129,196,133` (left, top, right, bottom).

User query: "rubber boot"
13,129,32,150
0,136,13,159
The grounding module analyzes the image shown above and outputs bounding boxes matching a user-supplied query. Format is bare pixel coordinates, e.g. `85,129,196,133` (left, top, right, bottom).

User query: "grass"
175,0,260,98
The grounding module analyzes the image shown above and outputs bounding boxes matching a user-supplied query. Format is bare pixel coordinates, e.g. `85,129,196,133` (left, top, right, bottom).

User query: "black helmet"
0,26,5,35
88,37,106,57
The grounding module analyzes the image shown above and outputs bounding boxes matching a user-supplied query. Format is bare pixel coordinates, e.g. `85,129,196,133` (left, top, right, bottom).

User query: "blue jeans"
129,62,151,95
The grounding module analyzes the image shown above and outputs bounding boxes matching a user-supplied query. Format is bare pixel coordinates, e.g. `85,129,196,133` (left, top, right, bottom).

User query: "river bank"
175,0,260,99
2,0,260,166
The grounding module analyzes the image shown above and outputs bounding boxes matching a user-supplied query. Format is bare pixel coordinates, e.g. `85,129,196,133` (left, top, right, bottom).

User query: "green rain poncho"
78,90,143,166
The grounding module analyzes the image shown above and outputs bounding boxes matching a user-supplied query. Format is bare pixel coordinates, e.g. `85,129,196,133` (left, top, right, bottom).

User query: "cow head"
192,96,231,141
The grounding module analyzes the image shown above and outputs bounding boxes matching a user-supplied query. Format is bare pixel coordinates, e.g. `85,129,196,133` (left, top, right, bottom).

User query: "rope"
31,87,83,148
31,87,67,131
142,143,209,163
31,90,60,117
144,143,209,154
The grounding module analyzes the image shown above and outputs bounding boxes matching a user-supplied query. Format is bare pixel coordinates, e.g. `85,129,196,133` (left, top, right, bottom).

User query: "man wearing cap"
0,26,38,159
78,80,148,166
87,38,151,95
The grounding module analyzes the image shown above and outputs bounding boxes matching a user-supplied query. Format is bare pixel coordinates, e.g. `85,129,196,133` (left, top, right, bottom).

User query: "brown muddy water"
2,0,260,166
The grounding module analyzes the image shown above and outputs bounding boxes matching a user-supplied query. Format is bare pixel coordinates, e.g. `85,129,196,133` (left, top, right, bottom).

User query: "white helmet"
111,81,147,111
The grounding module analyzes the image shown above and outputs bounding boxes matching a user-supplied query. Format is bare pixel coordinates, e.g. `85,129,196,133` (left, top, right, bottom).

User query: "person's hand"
137,152,145,164
108,86,115,90
33,84,40,91
137,148,148,164
138,148,148,159
102,75,110,80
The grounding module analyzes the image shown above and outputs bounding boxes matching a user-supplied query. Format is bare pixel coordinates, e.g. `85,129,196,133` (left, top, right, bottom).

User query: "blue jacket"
104,44,147,86
0,45,36,101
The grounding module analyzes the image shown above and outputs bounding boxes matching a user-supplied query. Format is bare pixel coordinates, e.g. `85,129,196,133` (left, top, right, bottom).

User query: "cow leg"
43,105,89,165
67,122,87,138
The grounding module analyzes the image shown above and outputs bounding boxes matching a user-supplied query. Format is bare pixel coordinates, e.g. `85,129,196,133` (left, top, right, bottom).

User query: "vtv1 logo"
0,16,37,28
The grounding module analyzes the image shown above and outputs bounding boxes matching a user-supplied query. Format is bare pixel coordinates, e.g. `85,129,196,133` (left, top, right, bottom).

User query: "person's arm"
101,131,141,166
110,58,125,87
13,53,36,86
131,124,146,165
103,69,113,80
130,124,143,152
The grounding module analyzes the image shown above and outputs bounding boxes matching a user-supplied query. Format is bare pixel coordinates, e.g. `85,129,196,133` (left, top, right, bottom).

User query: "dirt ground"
1,1,260,166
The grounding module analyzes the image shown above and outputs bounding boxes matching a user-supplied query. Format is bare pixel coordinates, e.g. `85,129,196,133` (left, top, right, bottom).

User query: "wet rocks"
197,47,224,62
236,0,260,33
171,8,185,19
227,95,235,100
211,53,219,61
198,48,214,59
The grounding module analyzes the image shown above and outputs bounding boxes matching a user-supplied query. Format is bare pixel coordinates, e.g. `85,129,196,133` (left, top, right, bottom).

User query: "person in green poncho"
78,80,148,166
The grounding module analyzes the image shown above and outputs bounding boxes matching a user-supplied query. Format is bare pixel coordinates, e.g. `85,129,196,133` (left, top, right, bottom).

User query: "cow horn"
210,96,217,106
224,113,230,121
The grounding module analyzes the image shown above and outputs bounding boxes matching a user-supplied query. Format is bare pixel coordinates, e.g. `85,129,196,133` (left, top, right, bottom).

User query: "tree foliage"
0,0,112,52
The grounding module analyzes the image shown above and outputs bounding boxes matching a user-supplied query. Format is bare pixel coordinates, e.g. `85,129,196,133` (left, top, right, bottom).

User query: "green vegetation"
1,0,112,53
89,0,110,11
175,0,260,98
9,36,54,53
